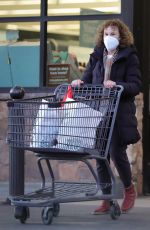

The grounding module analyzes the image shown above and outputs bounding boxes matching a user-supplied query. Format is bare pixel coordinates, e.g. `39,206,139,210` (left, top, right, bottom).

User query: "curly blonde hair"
95,19,134,48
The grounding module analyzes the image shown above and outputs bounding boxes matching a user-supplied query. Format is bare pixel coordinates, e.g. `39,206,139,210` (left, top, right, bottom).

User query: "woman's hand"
103,80,116,88
71,79,84,86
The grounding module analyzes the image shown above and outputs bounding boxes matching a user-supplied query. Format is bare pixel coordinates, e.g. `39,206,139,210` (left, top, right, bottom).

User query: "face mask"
104,36,119,51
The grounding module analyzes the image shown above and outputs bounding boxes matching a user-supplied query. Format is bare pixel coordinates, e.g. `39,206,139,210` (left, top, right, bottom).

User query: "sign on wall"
47,64,70,86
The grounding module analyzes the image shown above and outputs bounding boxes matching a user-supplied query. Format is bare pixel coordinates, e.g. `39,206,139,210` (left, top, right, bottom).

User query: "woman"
72,19,142,214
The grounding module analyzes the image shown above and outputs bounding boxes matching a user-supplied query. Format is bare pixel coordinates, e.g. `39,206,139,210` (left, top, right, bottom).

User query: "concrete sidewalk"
0,182,150,230
0,198,150,230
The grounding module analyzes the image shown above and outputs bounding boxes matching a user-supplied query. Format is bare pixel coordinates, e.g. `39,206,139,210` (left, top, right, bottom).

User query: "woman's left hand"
103,80,116,88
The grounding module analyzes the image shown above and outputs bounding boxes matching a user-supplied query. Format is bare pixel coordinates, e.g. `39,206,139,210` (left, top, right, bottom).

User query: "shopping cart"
7,84,123,225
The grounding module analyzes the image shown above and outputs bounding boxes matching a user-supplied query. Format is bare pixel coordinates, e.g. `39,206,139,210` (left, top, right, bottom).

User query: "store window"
46,20,104,86
0,0,41,18
0,0,122,88
0,0,121,18
0,22,40,87
48,0,121,16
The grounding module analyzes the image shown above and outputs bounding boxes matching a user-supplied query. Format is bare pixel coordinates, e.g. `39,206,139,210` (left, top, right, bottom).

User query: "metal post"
40,0,48,86
9,86,25,197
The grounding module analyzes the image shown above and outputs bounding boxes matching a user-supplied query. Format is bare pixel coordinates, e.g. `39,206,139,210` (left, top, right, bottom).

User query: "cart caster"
110,201,121,220
53,203,60,217
14,206,30,224
41,207,53,225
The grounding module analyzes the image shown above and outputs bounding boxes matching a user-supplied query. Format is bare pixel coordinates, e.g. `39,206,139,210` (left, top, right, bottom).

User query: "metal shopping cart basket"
7,84,123,225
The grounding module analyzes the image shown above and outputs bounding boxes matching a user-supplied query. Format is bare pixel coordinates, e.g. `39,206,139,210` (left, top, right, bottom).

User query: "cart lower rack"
7,84,123,225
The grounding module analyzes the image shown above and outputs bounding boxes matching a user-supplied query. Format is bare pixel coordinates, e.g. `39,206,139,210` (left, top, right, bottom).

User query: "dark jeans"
96,125,132,194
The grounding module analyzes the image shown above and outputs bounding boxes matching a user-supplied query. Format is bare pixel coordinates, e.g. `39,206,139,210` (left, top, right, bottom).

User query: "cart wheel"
41,207,53,225
53,203,60,217
110,201,121,220
14,206,30,224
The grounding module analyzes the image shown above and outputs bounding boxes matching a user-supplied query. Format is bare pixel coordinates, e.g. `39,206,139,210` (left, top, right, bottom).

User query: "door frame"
133,0,150,194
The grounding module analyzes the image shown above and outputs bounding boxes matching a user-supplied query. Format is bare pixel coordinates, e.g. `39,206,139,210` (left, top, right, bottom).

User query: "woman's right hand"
71,79,84,86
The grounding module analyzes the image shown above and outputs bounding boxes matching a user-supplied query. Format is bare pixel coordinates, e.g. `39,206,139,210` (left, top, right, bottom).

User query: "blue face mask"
104,36,119,51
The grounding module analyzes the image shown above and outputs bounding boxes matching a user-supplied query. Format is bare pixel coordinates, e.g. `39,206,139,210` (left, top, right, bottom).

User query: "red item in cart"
63,86,73,102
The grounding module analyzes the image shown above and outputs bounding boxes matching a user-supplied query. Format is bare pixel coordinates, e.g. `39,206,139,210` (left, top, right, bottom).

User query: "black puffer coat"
82,45,142,145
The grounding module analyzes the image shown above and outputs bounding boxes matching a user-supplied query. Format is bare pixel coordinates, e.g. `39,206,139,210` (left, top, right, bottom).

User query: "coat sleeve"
116,53,142,97
81,54,97,84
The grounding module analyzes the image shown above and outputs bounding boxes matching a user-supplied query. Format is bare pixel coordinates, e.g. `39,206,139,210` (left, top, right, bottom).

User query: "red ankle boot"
92,200,110,215
121,184,136,213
